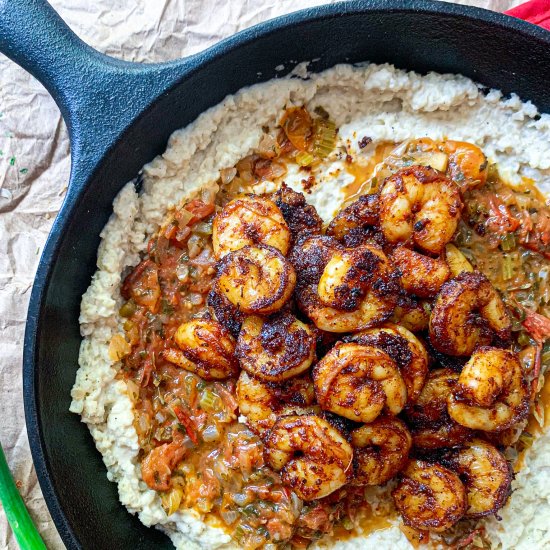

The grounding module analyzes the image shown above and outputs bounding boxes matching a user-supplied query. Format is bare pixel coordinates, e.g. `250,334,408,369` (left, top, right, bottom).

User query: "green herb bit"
500,233,517,252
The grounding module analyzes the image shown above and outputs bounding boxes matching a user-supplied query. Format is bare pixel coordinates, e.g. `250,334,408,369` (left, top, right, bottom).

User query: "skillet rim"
22,1,550,548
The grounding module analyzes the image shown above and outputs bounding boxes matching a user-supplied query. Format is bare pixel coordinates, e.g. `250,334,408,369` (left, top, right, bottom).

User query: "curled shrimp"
291,236,399,333
214,245,296,315
391,246,450,298
392,459,466,532
235,312,316,381
440,140,488,191
162,319,239,380
447,347,529,432
429,271,511,356
405,369,472,449
212,195,291,259
264,415,353,500
379,166,463,254
326,194,380,247
313,342,407,423
235,371,317,437
273,183,322,240
351,416,412,486
443,439,511,519
141,433,187,491
349,323,428,404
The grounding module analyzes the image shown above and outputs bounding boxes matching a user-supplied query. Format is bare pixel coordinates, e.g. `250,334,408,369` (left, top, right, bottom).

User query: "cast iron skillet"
0,0,549,548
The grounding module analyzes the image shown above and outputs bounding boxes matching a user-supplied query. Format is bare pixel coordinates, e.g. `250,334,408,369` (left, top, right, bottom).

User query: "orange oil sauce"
342,142,396,203
400,525,430,548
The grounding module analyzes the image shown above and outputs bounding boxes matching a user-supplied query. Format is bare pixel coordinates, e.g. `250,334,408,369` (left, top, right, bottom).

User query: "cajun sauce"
112,108,550,549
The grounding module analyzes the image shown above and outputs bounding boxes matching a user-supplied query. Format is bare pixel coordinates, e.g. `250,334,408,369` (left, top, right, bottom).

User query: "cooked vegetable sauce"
115,107,550,549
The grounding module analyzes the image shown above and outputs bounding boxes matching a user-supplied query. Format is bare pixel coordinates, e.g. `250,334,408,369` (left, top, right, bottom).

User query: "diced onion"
125,379,140,402
220,167,237,185
232,492,251,506
187,234,203,259
176,263,190,282
413,151,449,172
161,487,183,516
256,134,280,159
108,333,131,361
202,424,220,442
220,509,238,525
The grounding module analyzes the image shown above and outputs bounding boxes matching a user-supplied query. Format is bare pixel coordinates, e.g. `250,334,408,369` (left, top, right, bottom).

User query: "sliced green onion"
295,151,314,166
502,255,514,281
199,389,221,412
500,233,517,252
542,349,550,365
312,118,337,158
193,221,213,236
342,516,354,530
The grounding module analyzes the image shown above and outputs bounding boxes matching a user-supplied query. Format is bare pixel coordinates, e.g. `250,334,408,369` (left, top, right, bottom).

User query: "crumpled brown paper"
0,0,524,547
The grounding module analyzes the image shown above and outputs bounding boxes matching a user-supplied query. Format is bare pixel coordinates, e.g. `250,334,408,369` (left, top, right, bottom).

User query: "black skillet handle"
0,0,187,187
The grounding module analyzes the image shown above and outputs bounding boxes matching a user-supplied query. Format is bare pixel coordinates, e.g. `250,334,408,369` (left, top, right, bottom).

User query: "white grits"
70,62,550,549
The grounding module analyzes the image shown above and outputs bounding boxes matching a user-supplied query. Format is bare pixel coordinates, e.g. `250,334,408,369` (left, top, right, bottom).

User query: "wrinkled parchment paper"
0,0,525,547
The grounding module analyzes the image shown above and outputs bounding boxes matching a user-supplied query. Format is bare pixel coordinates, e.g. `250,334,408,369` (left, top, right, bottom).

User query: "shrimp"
447,347,529,432
440,140,488,191
313,342,407,423
379,166,463,254
141,434,187,491
392,460,466,532
443,439,511,518
405,369,472,449
235,312,316,381
264,415,353,500
351,416,412,486
326,194,380,247
291,236,399,333
235,371,317,437
214,245,296,315
162,319,239,380
212,195,291,259
429,271,511,356
349,323,428,404
272,183,322,240
391,297,430,332
391,246,450,298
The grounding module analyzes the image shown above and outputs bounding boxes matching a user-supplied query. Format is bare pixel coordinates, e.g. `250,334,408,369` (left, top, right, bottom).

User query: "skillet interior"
24,2,550,549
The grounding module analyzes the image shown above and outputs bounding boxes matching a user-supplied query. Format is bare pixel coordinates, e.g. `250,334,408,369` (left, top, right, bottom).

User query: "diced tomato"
173,405,199,444
486,194,520,234
184,199,215,224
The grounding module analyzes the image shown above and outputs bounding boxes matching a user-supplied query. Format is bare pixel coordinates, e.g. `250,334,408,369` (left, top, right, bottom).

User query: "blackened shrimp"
391,246,450,298
351,416,412,486
212,195,291,259
291,236,399,333
447,347,529,432
235,371,317,437
162,319,239,380
235,312,316,381
214,245,296,315
313,342,407,423
429,271,511,356
264,415,353,500
272,183,323,240
443,439,511,518
391,297,431,332
350,323,429,404
326,194,380,247
379,166,463,254
392,460,466,532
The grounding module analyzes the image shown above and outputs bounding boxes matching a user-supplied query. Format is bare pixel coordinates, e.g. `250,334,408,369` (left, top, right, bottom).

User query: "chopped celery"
502,255,514,280
312,118,337,158
200,388,221,412
500,233,517,252
119,299,137,318
295,151,314,166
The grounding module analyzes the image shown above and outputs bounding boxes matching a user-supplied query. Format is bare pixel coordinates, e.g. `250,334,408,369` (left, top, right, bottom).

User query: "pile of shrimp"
150,137,537,542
